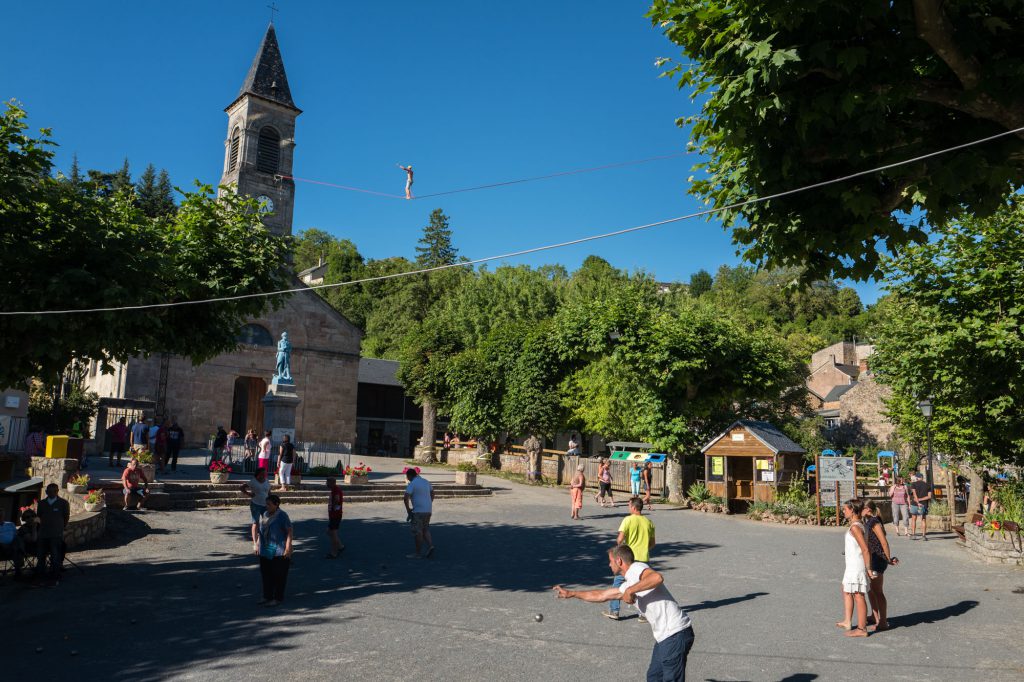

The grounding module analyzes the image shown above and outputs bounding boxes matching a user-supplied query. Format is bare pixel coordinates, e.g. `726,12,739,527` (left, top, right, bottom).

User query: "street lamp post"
917,398,934,491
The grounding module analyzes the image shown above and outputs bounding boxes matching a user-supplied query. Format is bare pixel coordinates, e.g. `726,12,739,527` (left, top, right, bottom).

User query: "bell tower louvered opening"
228,127,241,172
257,126,281,174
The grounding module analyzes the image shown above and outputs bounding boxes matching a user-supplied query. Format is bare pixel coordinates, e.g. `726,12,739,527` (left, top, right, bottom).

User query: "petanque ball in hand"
535,613,543,622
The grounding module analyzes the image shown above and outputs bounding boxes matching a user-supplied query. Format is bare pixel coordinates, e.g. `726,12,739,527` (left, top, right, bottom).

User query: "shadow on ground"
5,512,719,679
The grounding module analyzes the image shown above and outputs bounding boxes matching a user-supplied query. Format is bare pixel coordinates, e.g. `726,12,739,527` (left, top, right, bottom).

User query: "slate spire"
234,23,298,111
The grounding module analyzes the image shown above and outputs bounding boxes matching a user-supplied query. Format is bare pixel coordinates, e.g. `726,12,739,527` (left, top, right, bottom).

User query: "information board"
817,455,856,508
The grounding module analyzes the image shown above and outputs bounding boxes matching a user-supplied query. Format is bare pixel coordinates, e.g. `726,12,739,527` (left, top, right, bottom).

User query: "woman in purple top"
889,477,910,536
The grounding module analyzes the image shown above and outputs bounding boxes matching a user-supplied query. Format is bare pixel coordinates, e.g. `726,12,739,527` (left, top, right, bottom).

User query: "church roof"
359,358,402,387
228,23,299,112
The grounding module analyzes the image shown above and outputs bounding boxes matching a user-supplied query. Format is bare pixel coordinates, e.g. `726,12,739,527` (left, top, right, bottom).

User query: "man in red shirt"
108,417,129,468
325,476,344,558
121,458,150,511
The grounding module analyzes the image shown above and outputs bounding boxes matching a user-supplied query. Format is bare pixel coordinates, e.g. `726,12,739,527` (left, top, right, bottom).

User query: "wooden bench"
953,512,983,542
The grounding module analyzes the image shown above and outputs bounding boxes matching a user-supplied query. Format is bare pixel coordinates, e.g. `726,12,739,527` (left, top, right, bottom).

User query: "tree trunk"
667,454,684,504
945,466,957,528
962,462,984,517
415,398,437,463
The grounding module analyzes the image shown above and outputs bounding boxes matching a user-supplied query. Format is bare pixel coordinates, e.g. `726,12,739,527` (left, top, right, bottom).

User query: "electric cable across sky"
6,124,1024,317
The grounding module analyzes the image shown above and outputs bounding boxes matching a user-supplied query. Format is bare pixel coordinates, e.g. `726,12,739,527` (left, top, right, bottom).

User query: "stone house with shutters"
805,341,894,447
82,24,361,447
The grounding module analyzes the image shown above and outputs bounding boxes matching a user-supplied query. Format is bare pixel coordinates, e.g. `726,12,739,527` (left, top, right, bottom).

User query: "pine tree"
136,164,159,217
68,153,83,188
113,157,132,193
155,169,176,216
415,209,457,267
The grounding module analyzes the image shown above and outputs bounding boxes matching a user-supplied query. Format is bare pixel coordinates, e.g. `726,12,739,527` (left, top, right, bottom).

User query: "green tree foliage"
688,268,713,297
648,0,1024,281
554,277,804,500
872,199,1024,470
136,163,177,217
86,156,132,197
0,102,290,389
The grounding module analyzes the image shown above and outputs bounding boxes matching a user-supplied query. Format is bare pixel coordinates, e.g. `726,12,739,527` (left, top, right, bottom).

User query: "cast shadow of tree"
8,514,718,680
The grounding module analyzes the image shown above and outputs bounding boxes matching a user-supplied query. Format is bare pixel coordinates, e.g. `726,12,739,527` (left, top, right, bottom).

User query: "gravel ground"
4,467,1023,681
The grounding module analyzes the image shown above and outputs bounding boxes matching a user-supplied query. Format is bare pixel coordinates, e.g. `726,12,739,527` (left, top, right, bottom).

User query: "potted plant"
67,473,90,494
134,449,156,482
290,459,303,488
344,462,372,485
83,488,105,512
209,460,232,484
455,461,477,486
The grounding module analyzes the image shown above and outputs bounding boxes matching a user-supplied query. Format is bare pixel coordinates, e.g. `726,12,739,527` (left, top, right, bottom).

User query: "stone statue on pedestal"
274,331,293,385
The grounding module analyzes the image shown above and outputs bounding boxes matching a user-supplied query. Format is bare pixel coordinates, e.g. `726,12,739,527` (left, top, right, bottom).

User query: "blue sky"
5,0,883,303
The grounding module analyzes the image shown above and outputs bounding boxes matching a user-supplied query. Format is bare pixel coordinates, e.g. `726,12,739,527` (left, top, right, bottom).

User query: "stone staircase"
100,481,494,511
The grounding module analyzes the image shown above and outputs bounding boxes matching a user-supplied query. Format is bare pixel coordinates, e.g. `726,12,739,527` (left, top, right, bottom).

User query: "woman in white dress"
837,498,875,637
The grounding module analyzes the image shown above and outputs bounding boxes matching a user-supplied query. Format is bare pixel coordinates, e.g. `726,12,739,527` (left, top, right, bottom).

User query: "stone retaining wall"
65,510,106,549
439,448,567,483
30,457,106,547
963,522,1024,566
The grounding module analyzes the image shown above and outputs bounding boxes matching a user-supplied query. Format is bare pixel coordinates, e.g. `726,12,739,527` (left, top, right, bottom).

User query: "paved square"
5,467,1023,681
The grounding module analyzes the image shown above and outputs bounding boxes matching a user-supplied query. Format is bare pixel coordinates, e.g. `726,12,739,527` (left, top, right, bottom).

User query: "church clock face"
256,195,275,213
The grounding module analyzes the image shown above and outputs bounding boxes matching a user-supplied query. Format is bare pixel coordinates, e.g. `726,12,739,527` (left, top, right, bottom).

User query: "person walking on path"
277,434,296,491
325,476,345,558
241,467,272,554
397,163,414,199
258,430,272,474
889,476,910,537
630,463,643,497
212,426,228,462
35,483,70,585
862,500,899,632
257,494,293,607
909,472,932,540
837,499,874,638
569,465,586,520
607,497,655,621
595,458,615,507
642,462,654,509
108,417,128,468
554,545,695,681
166,418,184,473
403,468,435,559
244,429,258,469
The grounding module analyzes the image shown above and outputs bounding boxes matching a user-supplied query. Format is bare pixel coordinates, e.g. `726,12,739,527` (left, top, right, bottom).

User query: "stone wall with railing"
963,522,1023,566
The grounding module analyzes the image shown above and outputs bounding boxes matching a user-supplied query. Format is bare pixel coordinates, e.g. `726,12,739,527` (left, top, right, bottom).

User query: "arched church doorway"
231,376,266,436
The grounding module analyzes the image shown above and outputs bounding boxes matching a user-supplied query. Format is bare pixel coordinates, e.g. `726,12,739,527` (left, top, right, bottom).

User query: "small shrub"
929,499,950,517
134,450,153,464
456,461,477,472
706,495,724,505
747,501,770,519
70,473,90,486
307,466,336,477
687,482,711,502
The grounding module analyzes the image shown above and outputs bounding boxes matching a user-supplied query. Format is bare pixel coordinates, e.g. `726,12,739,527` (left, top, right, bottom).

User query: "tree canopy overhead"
648,0,1024,281
0,101,290,389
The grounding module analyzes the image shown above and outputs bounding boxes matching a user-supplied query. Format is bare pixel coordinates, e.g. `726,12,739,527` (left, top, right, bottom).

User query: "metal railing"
206,440,353,474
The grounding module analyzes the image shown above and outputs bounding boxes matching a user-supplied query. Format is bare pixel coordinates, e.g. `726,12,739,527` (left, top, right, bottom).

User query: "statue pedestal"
263,383,301,435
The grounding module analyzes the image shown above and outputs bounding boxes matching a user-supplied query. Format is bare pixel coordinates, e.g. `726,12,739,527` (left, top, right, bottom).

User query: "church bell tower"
220,23,300,237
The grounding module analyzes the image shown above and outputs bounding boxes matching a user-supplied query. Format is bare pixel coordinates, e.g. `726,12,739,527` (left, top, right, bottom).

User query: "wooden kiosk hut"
700,420,806,512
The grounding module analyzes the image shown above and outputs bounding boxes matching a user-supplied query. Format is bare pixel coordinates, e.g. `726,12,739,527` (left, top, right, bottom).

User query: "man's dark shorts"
411,512,431,535
910,503,929,517
328,516,341,530
111,442,126,455
647,626,695,682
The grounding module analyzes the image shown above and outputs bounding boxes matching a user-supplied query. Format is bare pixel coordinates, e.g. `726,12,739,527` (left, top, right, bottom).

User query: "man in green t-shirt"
606,497,655,621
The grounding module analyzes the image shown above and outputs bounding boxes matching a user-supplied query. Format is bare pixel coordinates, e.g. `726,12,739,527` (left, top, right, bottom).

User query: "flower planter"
290,474,302,488
84,502,105,513
345,474,369,485
67,484,88,494
139,464,156,483
210,471,230,484
455,471,477,486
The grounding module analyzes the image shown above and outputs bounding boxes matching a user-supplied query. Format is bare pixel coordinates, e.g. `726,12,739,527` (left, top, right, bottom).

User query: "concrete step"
174,488,494,510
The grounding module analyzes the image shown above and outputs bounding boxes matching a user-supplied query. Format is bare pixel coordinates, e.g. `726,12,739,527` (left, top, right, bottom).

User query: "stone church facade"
83,24,361,446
